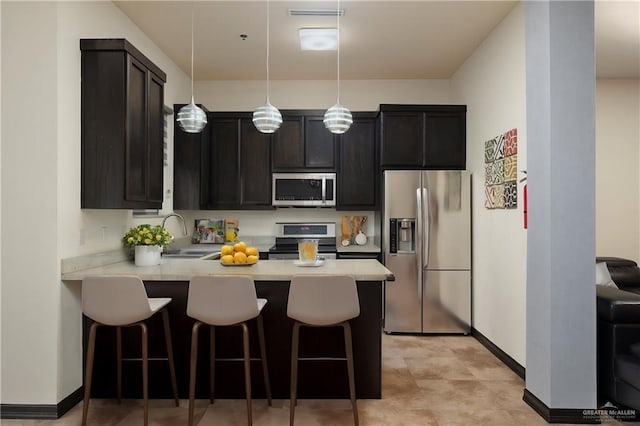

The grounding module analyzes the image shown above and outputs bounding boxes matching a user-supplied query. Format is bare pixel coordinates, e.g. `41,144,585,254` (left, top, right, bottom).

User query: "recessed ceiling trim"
288,9,344,17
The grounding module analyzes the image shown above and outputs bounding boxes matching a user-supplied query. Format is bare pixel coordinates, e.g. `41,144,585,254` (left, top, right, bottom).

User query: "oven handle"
321,178,326,204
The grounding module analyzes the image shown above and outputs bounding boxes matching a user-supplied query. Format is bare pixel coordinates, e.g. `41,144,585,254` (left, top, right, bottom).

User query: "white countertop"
61,258,394,282
337,241,381,253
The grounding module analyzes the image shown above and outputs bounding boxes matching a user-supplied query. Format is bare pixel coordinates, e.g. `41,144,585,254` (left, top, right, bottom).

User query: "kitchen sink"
163,250,220,260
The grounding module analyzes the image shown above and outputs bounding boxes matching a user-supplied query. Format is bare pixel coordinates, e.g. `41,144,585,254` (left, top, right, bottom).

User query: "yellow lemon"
234,252,247,264
221,254,234,264
247,255,258,264
246,247,258,256
221,245,234,256
226,230,237,241
233,241,247,253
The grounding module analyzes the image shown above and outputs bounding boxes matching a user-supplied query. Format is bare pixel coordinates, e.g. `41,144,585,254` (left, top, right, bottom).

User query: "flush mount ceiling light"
253,0,282,133
299,28,338,51
176,6,207,133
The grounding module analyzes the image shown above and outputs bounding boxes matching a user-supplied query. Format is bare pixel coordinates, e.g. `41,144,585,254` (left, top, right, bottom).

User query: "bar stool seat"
81,275,179,426
287,274,360,426
187,275,272,426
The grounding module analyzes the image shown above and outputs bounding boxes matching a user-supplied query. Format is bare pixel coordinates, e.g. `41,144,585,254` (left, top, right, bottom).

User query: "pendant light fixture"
176,5,207,133
323,0,352,134
253,0,282,133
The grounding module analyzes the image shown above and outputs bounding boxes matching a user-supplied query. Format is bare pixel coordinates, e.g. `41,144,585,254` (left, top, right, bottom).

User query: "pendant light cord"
337,0,341,104
267,0,271,103
190,5,195,101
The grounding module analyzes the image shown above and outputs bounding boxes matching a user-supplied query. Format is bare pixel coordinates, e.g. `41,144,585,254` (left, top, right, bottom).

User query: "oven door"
272,173,336,207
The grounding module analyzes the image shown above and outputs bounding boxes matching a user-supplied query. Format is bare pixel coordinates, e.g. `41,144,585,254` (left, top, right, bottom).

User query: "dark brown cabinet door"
272,112,335,170
424,112,466,169
305,116,335,169
380,112,424,167
240,119,272,206
173,104,209,210
81,39,166,209
124,56,148,202
272,116,304,169
146,73,165,203
195,115,273,209
337,116,376,209
207,118,240,208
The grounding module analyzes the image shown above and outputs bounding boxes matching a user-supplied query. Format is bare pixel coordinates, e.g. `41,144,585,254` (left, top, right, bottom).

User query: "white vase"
135,245,162,266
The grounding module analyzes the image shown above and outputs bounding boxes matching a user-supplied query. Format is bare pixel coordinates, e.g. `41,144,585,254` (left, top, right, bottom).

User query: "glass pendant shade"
323,103,352,134
177,96,207,133
253,100,282,133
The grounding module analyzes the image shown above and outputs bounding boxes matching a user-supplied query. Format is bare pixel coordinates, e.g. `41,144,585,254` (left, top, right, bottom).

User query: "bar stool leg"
161,309,179,407
189,322,203,426
210,326,216,404
82,322,98,426
240,322,252,426
256,314,272,406
140,323,149,426
289,321,301,426
342,322,359,426
116,326,122,404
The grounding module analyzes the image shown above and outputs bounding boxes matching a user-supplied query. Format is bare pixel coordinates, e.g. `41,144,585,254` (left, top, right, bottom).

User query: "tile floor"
3,334,634,425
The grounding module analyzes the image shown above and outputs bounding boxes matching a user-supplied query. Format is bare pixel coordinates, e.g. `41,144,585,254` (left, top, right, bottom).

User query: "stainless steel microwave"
272,173,336,207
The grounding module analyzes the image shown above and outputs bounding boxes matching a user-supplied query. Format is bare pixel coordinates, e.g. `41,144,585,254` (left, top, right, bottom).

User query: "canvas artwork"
485,128,518,209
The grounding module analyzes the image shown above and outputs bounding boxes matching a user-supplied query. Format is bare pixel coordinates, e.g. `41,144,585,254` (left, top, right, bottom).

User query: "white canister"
135,245,162,266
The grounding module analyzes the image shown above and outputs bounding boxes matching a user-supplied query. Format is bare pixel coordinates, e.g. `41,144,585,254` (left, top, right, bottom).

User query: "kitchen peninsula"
62,259,393,400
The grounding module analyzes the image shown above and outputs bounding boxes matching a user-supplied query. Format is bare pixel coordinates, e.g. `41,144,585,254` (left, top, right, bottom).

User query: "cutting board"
341,216,351,244
341,215,368,245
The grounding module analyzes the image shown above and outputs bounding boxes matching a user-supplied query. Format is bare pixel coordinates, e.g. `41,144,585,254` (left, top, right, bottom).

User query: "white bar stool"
187,275,272,426
81,275,179,426
287,274,361,426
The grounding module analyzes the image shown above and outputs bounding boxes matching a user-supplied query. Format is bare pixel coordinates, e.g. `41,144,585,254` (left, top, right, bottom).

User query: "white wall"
2,2,60,405
1,0,191,405
595,79,640,262
195,79,453,111
450,4,527,365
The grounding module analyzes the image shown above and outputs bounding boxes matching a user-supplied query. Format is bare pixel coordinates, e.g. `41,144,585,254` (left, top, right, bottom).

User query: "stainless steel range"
268,222,337,259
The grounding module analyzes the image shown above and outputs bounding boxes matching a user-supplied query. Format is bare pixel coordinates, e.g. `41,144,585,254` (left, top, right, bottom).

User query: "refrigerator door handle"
423,188,430,267
416,188,423,274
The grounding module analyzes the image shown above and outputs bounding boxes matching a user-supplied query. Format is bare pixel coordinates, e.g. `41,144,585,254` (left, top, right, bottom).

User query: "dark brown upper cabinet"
174,112,273,210
379,104,466,170
272,111,335,171
173,104,210,210
81,39,166,209
337,113,377,210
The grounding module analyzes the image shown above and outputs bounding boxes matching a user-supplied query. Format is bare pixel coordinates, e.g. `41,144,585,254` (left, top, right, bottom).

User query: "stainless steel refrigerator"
383,170,471,334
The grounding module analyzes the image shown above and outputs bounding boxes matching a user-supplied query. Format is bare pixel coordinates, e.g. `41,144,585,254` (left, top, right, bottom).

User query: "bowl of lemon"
220,241,259,266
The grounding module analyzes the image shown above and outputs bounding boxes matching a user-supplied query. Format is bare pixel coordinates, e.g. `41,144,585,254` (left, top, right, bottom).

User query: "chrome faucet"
161,213,188,236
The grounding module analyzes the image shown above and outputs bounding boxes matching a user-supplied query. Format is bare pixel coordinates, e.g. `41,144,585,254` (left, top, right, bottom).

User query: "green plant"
122,224,172,248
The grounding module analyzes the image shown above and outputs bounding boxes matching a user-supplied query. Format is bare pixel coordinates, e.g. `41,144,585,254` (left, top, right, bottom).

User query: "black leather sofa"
596,257,640,411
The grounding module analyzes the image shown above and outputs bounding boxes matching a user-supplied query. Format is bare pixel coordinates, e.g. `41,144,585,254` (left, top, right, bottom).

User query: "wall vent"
288,9,344,17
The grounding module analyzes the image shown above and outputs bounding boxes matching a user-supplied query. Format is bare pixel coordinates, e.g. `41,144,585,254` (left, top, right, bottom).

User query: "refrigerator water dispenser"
389,218,415,253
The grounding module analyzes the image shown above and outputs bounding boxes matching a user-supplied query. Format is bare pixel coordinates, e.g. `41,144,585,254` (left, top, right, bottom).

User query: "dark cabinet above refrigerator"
379,104,467,170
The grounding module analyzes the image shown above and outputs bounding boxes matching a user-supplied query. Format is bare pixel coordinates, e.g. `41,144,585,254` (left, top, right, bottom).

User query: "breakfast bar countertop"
61,258,394,282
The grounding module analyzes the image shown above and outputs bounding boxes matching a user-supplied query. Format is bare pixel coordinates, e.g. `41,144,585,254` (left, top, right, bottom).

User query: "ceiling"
114,1,640,81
